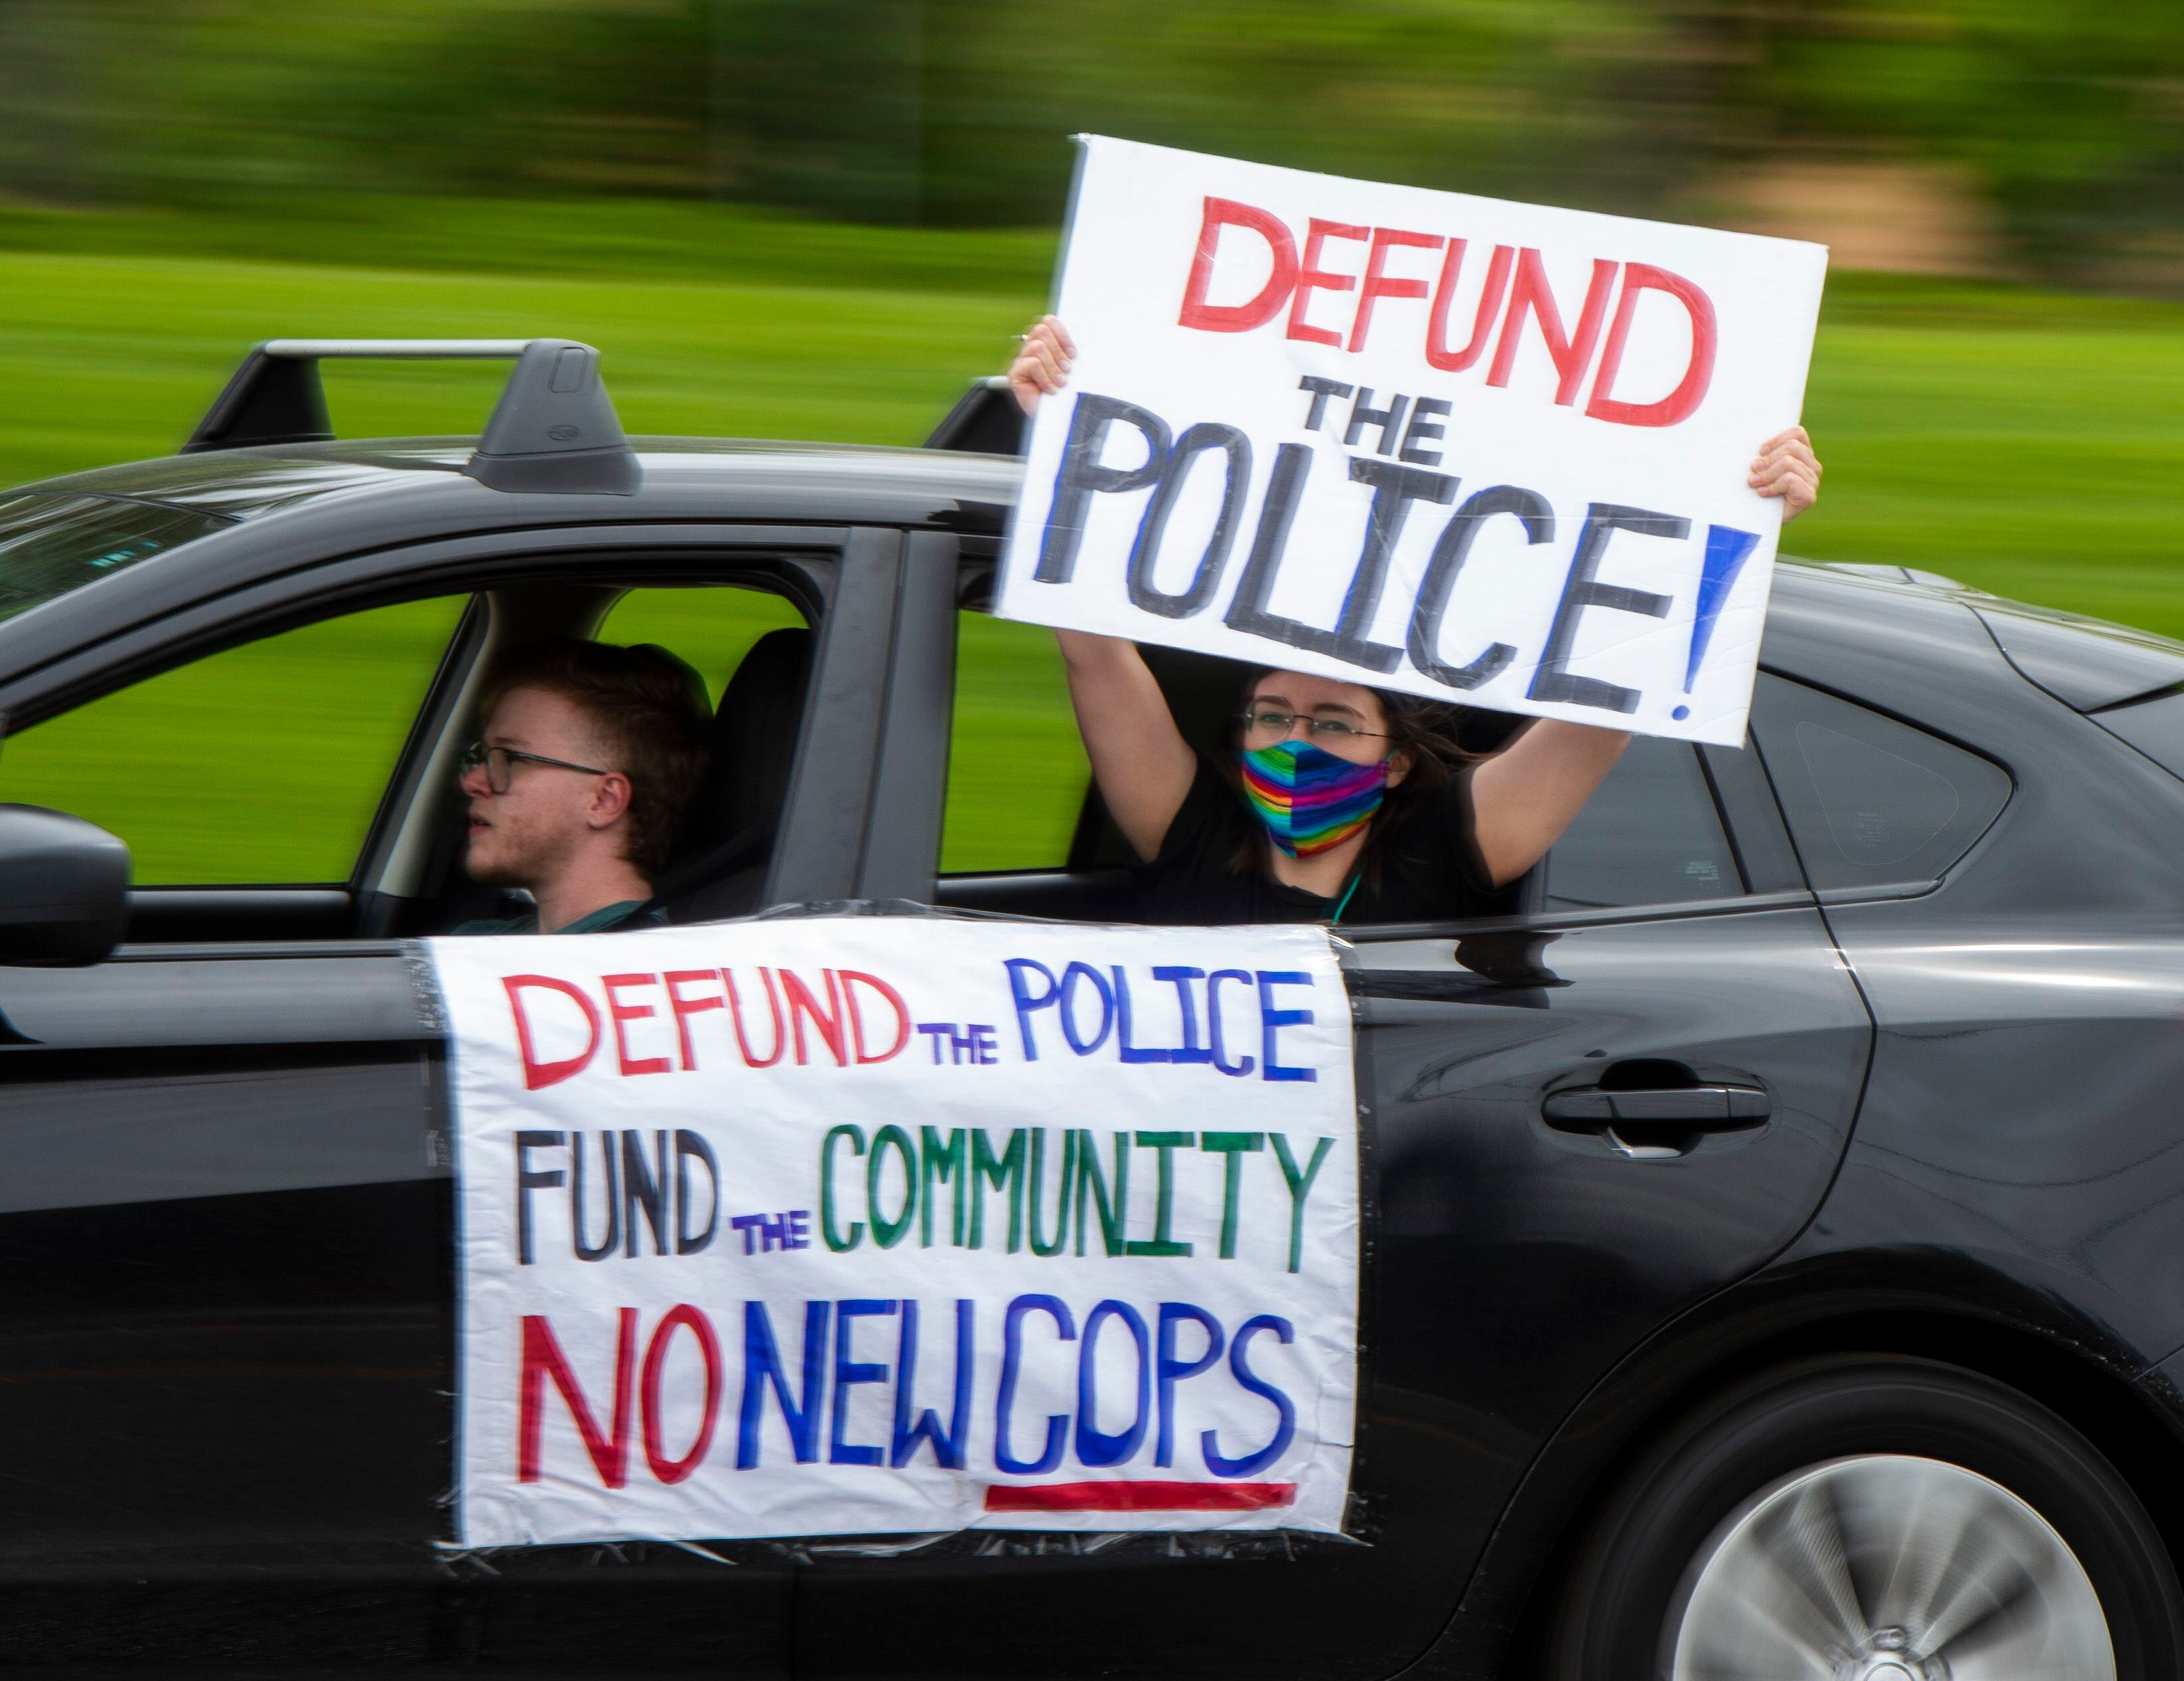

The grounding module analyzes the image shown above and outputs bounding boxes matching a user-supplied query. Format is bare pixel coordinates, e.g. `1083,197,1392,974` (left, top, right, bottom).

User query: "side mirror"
0,804,131,966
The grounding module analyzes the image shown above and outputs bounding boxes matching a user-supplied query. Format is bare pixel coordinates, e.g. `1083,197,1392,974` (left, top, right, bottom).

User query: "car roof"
17,436,1026,530
15,435,2184,716
1764,556,2184,713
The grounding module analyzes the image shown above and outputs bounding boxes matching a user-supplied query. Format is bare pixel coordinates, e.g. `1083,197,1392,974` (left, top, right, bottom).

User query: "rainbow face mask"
1239,740,1390,857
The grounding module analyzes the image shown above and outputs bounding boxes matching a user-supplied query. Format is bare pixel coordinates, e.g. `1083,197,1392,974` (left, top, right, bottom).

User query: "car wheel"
1536,1355,2184,1680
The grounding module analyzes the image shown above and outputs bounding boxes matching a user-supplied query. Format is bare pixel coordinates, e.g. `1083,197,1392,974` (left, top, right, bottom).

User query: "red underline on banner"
983,1481,1296,1513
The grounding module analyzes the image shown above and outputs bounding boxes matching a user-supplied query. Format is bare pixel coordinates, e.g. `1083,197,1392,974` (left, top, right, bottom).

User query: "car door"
812,631,1872,1681
0,596,497,1665
0,572,827,1671
1751,663,2184,1363
1335,732,1870,1679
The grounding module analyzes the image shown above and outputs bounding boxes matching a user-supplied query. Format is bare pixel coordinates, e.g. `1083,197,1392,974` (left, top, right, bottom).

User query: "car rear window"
2090,689,2184,782
1751,675,2012,891
0,494,232,626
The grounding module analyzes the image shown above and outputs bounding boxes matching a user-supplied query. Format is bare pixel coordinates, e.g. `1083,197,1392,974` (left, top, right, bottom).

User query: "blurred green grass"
0,249,1032,487
0,223,2177,885
1798,277,2184,629
0,195,1058,298
1,598,468,882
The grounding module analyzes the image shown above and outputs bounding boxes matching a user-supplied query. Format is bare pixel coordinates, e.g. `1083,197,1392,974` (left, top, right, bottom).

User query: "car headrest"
671,626,814,866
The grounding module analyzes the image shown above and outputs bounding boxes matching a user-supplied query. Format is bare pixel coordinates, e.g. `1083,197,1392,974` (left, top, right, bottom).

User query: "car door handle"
1541,1085,1771,1126
1541,1082,1770,1160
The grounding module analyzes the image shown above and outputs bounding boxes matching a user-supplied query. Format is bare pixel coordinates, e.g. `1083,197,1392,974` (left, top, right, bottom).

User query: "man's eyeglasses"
1239,709,1388,743
459,742,610,795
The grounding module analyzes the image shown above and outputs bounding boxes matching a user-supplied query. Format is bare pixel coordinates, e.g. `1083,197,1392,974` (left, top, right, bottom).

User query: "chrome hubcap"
1667,1454,2114,1680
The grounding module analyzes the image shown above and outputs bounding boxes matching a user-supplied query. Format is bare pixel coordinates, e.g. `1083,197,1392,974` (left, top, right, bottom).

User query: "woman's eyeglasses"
458,742,610,794
1239,709,1388,742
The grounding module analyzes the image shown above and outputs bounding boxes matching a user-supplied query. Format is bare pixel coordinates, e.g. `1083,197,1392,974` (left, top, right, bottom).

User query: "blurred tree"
1755,0,2184,280
33,0,712,204
712,0,923,222
0,0,2175,285
910,0,1709,225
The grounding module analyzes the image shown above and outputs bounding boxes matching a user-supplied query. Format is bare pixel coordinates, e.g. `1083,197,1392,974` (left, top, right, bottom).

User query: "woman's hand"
1751,425,1822,522
1008,315,1076,417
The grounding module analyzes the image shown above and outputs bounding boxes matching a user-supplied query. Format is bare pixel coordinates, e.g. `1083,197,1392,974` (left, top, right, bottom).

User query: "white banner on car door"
428,917,1358,1546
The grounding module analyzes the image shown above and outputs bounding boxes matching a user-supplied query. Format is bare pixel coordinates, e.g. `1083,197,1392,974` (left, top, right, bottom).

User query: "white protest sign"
997,136,1827,745
431,917,1357,1546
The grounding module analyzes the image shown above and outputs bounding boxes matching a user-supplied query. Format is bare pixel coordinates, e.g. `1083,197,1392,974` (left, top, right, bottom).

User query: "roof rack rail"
182,338,640,496
925,376,1027,457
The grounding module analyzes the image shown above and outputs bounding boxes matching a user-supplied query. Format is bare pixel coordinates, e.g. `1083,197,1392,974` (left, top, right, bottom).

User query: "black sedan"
3,340,2183,1679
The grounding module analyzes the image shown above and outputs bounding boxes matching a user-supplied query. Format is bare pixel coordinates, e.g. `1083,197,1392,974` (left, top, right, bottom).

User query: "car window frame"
0,524,859,957
1745,669,2016,903
935,603,1094,879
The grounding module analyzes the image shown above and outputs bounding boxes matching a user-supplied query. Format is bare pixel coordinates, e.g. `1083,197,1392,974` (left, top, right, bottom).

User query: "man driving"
454,639,709,934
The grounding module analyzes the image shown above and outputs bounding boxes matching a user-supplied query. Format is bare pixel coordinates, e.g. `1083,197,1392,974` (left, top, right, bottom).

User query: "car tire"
1534,1354,2184,1680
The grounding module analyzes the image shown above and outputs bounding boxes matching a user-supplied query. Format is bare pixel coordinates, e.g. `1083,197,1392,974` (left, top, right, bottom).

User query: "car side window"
598,585,806,709
1538,734,1745,911
941,611,1088,873
0,597,466,885
1750,674,2010,890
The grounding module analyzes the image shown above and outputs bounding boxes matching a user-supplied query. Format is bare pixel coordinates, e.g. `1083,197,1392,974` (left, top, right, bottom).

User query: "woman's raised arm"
1055,629,1198,863
1469,721,1630,887
1471,424,1822,884
1008,318,1194,861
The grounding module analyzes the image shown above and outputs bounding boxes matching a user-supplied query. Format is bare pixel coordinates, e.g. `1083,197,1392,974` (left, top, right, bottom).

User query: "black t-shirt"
1136,754,1494,927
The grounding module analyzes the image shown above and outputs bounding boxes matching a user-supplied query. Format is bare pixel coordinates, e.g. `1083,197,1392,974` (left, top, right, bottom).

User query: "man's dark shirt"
452,899,666,935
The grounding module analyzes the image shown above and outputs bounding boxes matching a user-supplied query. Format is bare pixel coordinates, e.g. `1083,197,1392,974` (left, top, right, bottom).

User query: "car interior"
377,569,825,939
0,559,824,947
0,541,1782,949
931,635,1536,925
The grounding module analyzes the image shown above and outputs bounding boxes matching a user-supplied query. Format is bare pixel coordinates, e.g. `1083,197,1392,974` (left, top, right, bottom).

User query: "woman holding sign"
1008,316,1821,925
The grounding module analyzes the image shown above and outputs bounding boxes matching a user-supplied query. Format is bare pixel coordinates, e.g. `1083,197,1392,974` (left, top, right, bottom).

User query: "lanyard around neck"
1330,873,1362,926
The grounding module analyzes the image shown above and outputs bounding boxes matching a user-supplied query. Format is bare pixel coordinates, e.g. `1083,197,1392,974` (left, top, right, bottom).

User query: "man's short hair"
479,639,711,879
